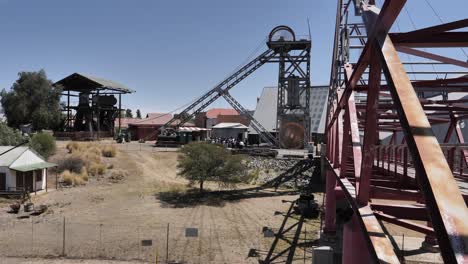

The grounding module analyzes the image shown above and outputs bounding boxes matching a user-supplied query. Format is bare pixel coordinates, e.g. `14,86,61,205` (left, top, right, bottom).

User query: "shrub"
108,169,127,182
88,163,107,176
80,168,89,181
61,170,87,186
61,170,74,185
57,155,85,173
66,142,81,153
73,176,85,185
81,151,101,166
101,145,117,157
30,132,56,159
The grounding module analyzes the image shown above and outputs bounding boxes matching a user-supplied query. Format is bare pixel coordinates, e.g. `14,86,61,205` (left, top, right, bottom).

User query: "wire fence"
0,218,309,263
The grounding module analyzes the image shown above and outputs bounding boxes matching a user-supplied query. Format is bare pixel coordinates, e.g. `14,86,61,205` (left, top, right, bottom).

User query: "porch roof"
10,162,57,172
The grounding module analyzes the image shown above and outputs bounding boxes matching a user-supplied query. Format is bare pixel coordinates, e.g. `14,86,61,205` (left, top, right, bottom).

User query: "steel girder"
324,0,468,263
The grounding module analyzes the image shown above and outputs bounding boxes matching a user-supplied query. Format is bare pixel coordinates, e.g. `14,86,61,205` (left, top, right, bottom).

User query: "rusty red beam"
326,160,400,263
391,32,468,48
358,50,381,205
370,203,428,221
374,211,435,236
403,18,468,36
363,2,468,262
395,46,468,68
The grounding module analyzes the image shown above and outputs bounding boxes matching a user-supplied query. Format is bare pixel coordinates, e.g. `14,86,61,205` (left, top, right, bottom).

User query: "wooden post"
166,223,170,263
62,217,66,256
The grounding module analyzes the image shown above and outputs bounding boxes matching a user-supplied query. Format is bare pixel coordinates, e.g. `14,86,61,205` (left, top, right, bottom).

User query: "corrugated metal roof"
0,146,29,167
10,162,56,172
178,127,209,132
212,123,248,129
206,108,239,119
55,73,134,93
131,113,173,125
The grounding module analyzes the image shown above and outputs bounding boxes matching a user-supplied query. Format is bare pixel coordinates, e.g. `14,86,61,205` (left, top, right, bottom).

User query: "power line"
423,0,468,60
403,6,440,79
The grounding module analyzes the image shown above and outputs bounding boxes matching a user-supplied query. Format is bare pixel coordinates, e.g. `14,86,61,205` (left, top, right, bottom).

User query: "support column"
358,50,381,205
324,169,336,234
342,215,372,264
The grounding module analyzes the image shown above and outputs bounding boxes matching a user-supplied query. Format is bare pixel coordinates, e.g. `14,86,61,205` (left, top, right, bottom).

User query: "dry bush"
61,170,88,186
57,155,85,173
101,145,117,157
108,169,128,182
80,168,89,181
65,142,81,153
61,170,74,185
88,163,107,176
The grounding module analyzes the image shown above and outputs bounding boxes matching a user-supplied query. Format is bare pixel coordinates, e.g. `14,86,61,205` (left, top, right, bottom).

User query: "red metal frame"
324,1,468,263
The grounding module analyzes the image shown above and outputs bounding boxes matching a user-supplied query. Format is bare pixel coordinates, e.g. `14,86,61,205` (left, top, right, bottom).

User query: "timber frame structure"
324,0,468,263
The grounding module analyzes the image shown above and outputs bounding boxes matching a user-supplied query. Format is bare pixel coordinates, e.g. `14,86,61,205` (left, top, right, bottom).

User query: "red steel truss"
324,0,468,263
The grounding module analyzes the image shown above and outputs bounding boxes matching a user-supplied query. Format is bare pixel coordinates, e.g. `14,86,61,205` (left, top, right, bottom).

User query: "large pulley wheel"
280,122,305,149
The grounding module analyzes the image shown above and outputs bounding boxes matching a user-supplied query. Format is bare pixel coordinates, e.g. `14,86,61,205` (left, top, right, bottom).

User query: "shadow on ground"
155,187,298,208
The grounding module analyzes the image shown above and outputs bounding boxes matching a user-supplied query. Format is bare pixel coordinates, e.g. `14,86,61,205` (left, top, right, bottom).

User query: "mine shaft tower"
161,26,312,149
268,26,312,149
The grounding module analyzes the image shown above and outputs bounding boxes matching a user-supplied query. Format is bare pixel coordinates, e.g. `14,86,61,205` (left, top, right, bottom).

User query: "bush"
88,163,107,176
66,142,81,153
30,132,56,159
61,170,74,185
101,145,117,157
80,168,89,181
61,170,87,186
108,169,127,182
57,155,85,173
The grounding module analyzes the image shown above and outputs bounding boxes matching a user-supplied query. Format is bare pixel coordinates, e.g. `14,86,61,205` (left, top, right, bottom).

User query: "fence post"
99,223,103,257
62,217,66,256
31,218,34,254
166,223,170,263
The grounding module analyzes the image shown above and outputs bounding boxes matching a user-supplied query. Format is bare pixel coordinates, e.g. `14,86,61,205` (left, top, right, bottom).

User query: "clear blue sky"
0,0,466,116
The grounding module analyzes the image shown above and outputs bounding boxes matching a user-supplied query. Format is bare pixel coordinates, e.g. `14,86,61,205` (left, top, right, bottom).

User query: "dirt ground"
0,141,322,263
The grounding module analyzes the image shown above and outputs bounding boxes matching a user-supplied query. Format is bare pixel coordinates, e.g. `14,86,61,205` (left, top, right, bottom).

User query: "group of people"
209,137,245,149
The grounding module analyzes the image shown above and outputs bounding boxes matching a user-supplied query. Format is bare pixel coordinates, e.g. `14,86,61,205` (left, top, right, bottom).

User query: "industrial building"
54,73,134,140
248,85,328,145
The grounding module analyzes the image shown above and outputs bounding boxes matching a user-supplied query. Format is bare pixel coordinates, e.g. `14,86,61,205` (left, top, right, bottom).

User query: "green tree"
136,109,142,119
0,122,25,146
0,70,63,130
29,132,56,159
177,142,246,192
125,109,133,118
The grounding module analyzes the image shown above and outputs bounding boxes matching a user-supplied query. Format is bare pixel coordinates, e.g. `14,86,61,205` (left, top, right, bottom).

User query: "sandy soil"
0,141,321,263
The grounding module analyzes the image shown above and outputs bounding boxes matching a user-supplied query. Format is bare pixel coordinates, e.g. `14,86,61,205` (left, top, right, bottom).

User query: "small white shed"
0,146,56,193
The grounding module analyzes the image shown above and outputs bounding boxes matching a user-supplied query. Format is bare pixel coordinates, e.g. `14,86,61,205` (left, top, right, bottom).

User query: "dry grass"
108,169,128,182
58,142,123,187
88,163,107,176
101,145,117,157
61,170,88,186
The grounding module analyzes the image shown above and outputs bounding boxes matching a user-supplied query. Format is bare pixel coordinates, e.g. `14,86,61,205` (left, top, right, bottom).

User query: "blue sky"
0,0,466,116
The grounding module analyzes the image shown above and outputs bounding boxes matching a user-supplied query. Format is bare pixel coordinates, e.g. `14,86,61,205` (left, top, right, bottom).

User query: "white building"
248,85,329,136
0,146,56,193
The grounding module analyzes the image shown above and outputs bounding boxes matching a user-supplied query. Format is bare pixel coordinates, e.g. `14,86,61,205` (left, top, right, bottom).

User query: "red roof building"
195,108,242,129
127,113,194,140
